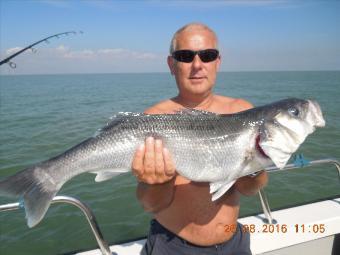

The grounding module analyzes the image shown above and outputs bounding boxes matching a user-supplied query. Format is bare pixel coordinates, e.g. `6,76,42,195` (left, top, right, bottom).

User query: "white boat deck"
77,197,340,255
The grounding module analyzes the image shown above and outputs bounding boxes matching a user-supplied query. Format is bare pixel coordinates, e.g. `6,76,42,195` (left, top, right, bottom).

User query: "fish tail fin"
0,166,59,228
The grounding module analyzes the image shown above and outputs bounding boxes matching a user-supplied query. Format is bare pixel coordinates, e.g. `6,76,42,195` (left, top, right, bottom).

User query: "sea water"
0,71,339,254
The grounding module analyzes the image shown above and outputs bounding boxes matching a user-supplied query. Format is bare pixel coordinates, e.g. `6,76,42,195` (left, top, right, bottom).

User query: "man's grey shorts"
140,219,252,255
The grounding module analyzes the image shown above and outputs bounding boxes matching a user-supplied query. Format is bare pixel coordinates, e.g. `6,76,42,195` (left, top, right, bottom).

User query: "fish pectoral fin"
210,181,226,194
210,180,236,201
91,169,129,182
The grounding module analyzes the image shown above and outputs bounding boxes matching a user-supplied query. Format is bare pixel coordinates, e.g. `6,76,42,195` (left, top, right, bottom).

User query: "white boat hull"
77,197,340,255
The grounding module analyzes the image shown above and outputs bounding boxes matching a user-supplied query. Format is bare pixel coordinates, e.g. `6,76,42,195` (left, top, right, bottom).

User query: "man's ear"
216,55,221,71
167,56,175,75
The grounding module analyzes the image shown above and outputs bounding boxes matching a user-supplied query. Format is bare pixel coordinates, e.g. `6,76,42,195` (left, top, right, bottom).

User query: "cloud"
38,0,72,8
97,48,126,55
149,0,292,9
63,49,95,59
0,45,166,74
66,0,296,13
55,45,69,52
83,0,119,10
5,47,24,55
2,45,159,60
51,46,158,60
97,48,158,59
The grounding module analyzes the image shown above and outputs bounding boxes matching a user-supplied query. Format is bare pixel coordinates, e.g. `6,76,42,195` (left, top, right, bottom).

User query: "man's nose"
192,54,203,69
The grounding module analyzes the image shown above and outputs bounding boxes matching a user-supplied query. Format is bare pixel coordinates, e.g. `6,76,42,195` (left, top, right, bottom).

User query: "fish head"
258,98,325,169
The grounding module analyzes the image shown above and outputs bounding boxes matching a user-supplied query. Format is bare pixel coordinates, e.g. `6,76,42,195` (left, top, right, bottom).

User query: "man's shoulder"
144,95,253,115
213,95,253,114
144,99,179,114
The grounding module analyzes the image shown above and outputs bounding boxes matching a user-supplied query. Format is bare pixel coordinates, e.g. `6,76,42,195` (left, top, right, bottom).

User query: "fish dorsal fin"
174,108,217,116
91,169,129,182
94,112,145,136
210,180,236,201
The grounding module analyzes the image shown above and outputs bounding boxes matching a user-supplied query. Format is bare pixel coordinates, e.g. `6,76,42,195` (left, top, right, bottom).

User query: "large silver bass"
0,98,325,227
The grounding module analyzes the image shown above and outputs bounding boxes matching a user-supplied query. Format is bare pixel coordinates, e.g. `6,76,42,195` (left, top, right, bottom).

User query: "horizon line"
1,69,340,76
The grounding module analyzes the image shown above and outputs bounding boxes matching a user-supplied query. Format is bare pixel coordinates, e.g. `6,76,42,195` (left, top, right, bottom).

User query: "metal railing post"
52,196,111,255
258,189,276,224
258,158,340,224
0,196,112,255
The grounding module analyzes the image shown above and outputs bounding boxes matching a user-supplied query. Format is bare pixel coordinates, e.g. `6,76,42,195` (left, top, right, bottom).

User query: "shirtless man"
132,23,268,255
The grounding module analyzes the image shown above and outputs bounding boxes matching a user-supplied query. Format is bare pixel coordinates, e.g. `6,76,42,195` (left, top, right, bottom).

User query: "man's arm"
234,171,268,196
132,106,177,213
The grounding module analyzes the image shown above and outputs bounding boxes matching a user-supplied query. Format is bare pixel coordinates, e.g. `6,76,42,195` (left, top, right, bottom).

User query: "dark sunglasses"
171,49,219,63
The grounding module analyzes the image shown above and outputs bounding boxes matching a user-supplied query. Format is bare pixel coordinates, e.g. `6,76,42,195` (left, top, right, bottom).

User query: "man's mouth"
189,76,205,80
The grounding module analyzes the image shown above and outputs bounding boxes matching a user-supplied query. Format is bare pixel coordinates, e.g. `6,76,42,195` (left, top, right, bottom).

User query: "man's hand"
132,137,176,184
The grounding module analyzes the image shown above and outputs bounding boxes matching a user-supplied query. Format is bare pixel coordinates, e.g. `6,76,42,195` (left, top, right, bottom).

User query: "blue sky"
1,0,339,74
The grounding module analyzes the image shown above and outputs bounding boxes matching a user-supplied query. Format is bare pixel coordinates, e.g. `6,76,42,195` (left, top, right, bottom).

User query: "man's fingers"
163,148,176,176
144,137,155,174
154,139,165,176
132,137,175,184
132,144,145,176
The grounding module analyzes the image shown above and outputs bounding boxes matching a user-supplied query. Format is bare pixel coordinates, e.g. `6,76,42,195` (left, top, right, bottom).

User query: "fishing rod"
0,31,83,68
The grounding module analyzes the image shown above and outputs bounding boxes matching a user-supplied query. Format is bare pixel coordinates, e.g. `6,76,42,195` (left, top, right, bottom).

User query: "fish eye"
288,107,299,117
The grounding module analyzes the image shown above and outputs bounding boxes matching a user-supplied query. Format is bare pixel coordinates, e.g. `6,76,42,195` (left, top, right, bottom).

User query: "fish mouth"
307,100,325,127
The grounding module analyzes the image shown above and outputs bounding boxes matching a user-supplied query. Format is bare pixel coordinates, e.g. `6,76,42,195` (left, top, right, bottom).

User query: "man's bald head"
169,23,219,54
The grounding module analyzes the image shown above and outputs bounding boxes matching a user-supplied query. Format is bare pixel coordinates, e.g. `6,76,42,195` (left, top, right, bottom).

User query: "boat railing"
0,195,112,255
0,157,339,255
261,157,340,224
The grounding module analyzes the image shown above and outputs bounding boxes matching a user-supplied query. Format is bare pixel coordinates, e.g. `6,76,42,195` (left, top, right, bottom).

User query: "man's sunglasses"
171,49,219,63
